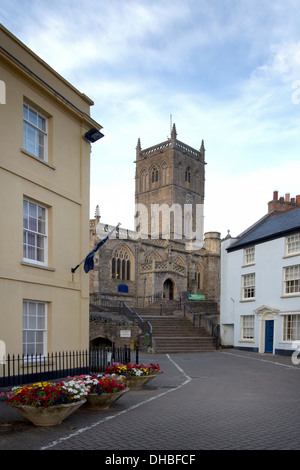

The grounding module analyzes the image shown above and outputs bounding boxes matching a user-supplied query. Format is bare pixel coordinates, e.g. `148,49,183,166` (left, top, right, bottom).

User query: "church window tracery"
111,246,131,280
140,168,148,192
185,167,191,184
151,166,159,184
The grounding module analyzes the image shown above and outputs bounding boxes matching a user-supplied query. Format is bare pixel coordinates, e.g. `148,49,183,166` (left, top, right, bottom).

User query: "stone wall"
89,310,144,350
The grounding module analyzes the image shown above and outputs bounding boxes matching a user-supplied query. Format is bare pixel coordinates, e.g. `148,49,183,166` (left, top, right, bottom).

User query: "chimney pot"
273,190,278,201
296,195,300,204
285,193,290,202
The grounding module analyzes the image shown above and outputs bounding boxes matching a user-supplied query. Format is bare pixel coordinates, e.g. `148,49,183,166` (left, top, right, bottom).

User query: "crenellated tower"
134,124,206,243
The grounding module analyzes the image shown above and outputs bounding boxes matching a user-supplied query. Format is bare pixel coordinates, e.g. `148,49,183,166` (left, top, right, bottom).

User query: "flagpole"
71,223,121,273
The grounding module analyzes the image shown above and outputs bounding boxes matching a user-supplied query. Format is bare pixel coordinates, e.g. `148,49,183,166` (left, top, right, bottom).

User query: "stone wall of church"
88,220,221,310
88,125,220,322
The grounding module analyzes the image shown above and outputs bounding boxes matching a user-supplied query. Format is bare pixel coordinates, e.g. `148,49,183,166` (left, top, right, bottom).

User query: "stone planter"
126,375,156,389
9,399,86,426
85,388,129,410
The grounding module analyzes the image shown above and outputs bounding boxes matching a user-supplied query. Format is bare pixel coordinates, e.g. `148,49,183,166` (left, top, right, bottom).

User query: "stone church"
89,124,220,310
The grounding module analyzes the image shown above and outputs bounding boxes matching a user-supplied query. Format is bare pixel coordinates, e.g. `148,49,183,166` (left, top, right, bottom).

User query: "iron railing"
184,305,220,349
0,345,136,388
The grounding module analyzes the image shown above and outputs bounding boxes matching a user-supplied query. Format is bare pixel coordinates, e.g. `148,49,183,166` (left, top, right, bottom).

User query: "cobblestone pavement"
0,349,299,452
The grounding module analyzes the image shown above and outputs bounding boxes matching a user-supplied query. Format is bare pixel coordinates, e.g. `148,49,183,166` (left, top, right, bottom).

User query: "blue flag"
71,224,120,274
84,236,109,273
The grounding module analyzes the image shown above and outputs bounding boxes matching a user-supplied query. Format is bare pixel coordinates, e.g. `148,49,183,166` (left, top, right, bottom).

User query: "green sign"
188,294,205,300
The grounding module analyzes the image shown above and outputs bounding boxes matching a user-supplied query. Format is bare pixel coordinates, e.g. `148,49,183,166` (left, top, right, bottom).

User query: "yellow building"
0,25,102,355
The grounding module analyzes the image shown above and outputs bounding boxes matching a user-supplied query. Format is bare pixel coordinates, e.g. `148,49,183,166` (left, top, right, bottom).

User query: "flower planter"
10,399,86,426
85,387,129,410
126,375,156,389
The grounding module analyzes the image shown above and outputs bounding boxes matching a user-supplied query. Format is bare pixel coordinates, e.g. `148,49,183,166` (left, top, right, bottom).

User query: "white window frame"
241,315,255,340
282,314,300,342
23,300,47,356
286,233,300,256
23,199,48,266
242,273,255,300
283,265,300,296
23,103,48,161
244,246,255,265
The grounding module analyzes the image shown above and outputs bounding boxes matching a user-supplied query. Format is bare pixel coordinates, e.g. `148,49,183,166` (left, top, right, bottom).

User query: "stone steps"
140,313,216,353
152,336,216,353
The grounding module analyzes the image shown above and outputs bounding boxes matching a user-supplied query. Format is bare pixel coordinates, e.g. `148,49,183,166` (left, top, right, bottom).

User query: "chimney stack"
268,190,300,217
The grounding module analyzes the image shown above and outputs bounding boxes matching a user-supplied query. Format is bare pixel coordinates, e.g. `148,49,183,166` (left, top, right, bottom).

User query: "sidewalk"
0,350,299,451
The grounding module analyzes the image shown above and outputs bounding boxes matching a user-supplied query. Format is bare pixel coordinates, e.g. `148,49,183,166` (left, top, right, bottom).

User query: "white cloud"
205,161,300,238
2,0,300,241
252,41,300,84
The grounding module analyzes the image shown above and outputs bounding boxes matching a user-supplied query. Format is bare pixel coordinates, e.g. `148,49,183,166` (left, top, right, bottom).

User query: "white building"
221,192,300,357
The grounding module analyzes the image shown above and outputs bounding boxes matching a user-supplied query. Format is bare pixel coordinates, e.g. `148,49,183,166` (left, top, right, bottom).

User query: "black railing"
184,305,220,350
0,345,135,388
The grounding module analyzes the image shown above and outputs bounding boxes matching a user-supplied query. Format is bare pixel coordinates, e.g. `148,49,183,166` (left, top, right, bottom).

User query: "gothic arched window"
195,263,203,290
161,162,168,186
111,246,132,280
151,166,159,184
140,168,148,192
177,162,183,185
185,167,191,184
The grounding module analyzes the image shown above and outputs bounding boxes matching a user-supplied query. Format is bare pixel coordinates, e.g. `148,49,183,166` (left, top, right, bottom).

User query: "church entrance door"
163,279,174,300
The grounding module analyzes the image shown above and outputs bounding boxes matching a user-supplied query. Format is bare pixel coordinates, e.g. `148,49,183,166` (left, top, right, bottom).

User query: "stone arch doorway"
163,278,174,300
90,337,112,348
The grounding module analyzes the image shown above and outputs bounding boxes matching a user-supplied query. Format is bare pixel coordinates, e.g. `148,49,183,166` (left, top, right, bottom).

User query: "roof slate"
227,208,300,251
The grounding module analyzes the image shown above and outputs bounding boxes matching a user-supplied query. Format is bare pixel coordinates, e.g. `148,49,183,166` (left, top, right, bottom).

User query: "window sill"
281,293,300,299
242,262,255,268
21,261,55,271
21,148,55,170
239,339,255,343
240,298,256,303
283,253,300,259
279,340,300,344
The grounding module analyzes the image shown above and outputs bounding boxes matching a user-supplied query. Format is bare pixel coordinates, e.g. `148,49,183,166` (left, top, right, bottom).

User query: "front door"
265,320,274,353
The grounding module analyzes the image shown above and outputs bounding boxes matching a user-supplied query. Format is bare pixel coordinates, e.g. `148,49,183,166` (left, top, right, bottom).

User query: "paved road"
0,349,299,453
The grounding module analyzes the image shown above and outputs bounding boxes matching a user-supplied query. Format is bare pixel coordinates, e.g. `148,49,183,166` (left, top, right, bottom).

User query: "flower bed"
65,374,129,410
104,362,163,377
3,380,87,408
1,380,87,426
67,374,128,395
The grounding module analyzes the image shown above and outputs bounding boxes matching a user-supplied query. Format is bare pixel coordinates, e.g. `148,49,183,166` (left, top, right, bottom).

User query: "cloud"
2,0,300,240
205,161,300,237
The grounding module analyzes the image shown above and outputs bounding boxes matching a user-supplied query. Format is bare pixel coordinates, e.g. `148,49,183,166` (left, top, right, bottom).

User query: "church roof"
227,208,300,252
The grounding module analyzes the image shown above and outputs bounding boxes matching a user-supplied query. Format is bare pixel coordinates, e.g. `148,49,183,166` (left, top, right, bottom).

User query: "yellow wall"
0,25,102,355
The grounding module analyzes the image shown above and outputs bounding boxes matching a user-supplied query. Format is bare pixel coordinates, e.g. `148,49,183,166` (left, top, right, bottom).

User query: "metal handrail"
123,303,153,348
184,305,220,349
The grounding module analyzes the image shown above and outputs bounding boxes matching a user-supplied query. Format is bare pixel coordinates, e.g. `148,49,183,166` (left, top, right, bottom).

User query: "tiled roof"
227,208,300,251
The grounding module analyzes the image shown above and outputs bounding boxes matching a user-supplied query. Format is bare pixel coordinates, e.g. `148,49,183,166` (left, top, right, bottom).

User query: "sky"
1,0,300,239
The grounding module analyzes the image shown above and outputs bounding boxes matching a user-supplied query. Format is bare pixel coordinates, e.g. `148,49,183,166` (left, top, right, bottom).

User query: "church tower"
134,124,205,245
89,123,220,314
